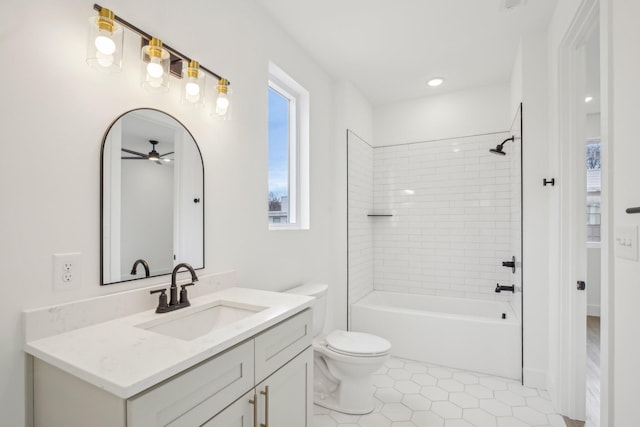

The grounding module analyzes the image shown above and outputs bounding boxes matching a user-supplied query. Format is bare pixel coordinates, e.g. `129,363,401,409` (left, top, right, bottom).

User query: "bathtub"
350,291,521,380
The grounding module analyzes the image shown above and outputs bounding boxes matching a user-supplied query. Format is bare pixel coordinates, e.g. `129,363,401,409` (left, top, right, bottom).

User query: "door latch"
577,281,586,290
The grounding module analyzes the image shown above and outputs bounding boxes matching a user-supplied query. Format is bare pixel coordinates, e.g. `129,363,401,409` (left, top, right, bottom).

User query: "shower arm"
498,136,515,149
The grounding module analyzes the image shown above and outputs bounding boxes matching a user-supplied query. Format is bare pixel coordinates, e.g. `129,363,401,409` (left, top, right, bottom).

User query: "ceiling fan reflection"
122,140,174,165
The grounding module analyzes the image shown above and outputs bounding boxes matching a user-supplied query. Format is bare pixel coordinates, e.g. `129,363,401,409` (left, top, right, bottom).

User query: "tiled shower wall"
372,134,514,301
509,109,523,317
347,132,375,305
348,132,521,307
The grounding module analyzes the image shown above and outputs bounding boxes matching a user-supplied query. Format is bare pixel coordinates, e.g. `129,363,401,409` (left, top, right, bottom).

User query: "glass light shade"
141,38,170,91
181,60,205,106
213,78,232,120
86,8,123,73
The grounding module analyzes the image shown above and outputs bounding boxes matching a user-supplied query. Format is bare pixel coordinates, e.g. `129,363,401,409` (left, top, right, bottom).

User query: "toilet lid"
325,330,391,356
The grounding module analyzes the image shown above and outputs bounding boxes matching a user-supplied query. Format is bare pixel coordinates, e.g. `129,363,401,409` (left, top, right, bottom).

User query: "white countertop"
24,287,314,399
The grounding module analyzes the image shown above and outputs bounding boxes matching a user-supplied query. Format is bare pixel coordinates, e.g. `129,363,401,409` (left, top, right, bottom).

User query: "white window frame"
268,62,309,231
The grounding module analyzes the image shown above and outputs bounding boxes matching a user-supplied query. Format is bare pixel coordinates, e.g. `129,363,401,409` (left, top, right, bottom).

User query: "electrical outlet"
53,253,82,290
615,226,638,261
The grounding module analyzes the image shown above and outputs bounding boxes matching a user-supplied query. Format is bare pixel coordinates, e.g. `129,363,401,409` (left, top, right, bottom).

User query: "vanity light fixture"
214,78,232,119
86,7,123,72
88,4,231,112
141,38,170,91
182,60,205,105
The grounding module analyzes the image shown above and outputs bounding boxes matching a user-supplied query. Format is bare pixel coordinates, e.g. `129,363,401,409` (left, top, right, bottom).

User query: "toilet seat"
325,330,391,357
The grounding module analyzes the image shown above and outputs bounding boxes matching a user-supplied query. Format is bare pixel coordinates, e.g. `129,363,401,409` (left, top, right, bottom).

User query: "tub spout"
495,284,515,293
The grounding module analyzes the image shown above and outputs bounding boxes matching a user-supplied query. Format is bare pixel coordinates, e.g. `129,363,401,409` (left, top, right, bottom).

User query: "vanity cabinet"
203,347,312,427
32,308,312,427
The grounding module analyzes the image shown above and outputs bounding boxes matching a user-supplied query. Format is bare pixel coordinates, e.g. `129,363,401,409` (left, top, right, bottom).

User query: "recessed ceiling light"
427,78,444,87
585,96,593,103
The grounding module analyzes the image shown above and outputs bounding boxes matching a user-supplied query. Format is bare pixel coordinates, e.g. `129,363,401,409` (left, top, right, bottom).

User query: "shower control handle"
495,284,515,293
577,281,586,290
501,256,516,274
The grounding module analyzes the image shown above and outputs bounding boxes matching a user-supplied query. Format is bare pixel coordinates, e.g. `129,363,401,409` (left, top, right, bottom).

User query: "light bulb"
147,58,164,79
96,51,114,67
95,32,116,55
216,93,229,115
186,81,200,97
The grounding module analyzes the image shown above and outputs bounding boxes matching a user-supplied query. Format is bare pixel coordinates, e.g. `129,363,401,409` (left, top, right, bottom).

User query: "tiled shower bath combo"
346,110,523,380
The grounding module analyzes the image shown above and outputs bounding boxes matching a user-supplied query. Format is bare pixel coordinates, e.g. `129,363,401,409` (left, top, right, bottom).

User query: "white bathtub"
351,291,521,380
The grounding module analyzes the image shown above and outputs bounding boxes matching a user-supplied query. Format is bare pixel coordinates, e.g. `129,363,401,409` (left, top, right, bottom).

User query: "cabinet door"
202,391,255,427
257,347,312,427
128,340,254,427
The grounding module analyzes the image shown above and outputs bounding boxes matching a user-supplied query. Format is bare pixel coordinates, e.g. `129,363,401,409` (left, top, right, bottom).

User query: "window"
267,62,309,230
586,140,601,243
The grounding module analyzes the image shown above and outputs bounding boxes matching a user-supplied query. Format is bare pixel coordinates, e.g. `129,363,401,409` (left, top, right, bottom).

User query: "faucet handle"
179,283,195,305
150,288,169,313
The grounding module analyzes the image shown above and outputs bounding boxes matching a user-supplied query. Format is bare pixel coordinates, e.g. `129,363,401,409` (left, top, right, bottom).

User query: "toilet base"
313,391,374,415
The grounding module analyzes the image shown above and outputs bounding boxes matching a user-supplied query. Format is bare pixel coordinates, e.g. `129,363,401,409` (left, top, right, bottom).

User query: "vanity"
24,109,316,425
24,286,314,427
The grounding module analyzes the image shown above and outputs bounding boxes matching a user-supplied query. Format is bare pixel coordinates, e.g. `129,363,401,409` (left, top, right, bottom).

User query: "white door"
555,0,598,420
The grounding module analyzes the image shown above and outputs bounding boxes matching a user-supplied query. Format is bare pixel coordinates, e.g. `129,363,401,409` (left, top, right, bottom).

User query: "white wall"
0,1,347,425
511,31,551,389
121,161,174,277
374,84,511,147
608,0,640,422
587,247,602,316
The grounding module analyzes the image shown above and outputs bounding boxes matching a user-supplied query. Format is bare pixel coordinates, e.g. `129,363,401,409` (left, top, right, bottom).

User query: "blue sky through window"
268,87,289,199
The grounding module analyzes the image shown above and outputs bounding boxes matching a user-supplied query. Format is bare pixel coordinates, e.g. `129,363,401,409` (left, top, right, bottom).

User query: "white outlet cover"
615,226,638,261
53,252,82,290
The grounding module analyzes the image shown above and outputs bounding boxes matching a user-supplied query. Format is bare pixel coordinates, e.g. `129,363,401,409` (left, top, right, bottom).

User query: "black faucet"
495,284,515,293
130,259,150,277
150,263,198,313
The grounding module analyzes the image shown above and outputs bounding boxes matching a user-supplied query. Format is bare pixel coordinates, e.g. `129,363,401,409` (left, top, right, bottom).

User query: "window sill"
268,223,309,231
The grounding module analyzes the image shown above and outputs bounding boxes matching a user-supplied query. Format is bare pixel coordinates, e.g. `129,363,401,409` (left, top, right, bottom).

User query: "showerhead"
489,136,515,156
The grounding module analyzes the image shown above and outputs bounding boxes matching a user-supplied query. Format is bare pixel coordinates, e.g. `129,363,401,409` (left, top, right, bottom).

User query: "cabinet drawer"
254,308,312,383
127,340,254,427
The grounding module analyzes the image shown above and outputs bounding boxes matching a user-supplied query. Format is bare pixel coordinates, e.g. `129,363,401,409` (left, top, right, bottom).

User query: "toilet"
287,283,391,415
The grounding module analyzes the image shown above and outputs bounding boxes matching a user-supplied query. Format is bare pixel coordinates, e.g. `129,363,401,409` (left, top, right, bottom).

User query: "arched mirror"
101,108,204,285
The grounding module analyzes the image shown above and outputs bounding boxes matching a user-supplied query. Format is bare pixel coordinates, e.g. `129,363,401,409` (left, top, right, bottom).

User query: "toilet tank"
286,283,328,337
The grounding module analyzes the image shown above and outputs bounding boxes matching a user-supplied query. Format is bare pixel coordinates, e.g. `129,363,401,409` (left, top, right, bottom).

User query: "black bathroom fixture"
150,263,198,313
543,178,556,186
489,136,515,156
122,140,173,164
495,284,515,293
501,256,516,274
130,259,150,277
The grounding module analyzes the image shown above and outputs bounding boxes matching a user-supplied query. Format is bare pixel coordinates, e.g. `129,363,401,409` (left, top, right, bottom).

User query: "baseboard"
587,304,601,317
523,367,547,390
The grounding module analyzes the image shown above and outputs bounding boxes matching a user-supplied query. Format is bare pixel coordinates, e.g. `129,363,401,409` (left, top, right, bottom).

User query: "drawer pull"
249,393,258,427
260,386,270,427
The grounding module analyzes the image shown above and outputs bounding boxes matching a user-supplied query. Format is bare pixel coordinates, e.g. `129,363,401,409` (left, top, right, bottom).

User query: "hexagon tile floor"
313,357,567,427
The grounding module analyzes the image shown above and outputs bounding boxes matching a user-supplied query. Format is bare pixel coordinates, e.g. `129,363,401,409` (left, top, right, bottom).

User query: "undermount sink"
137,301,267,341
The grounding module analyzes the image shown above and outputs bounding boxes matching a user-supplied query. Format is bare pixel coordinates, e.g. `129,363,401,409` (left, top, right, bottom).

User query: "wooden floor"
563,316,600,427
586,316,600,426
